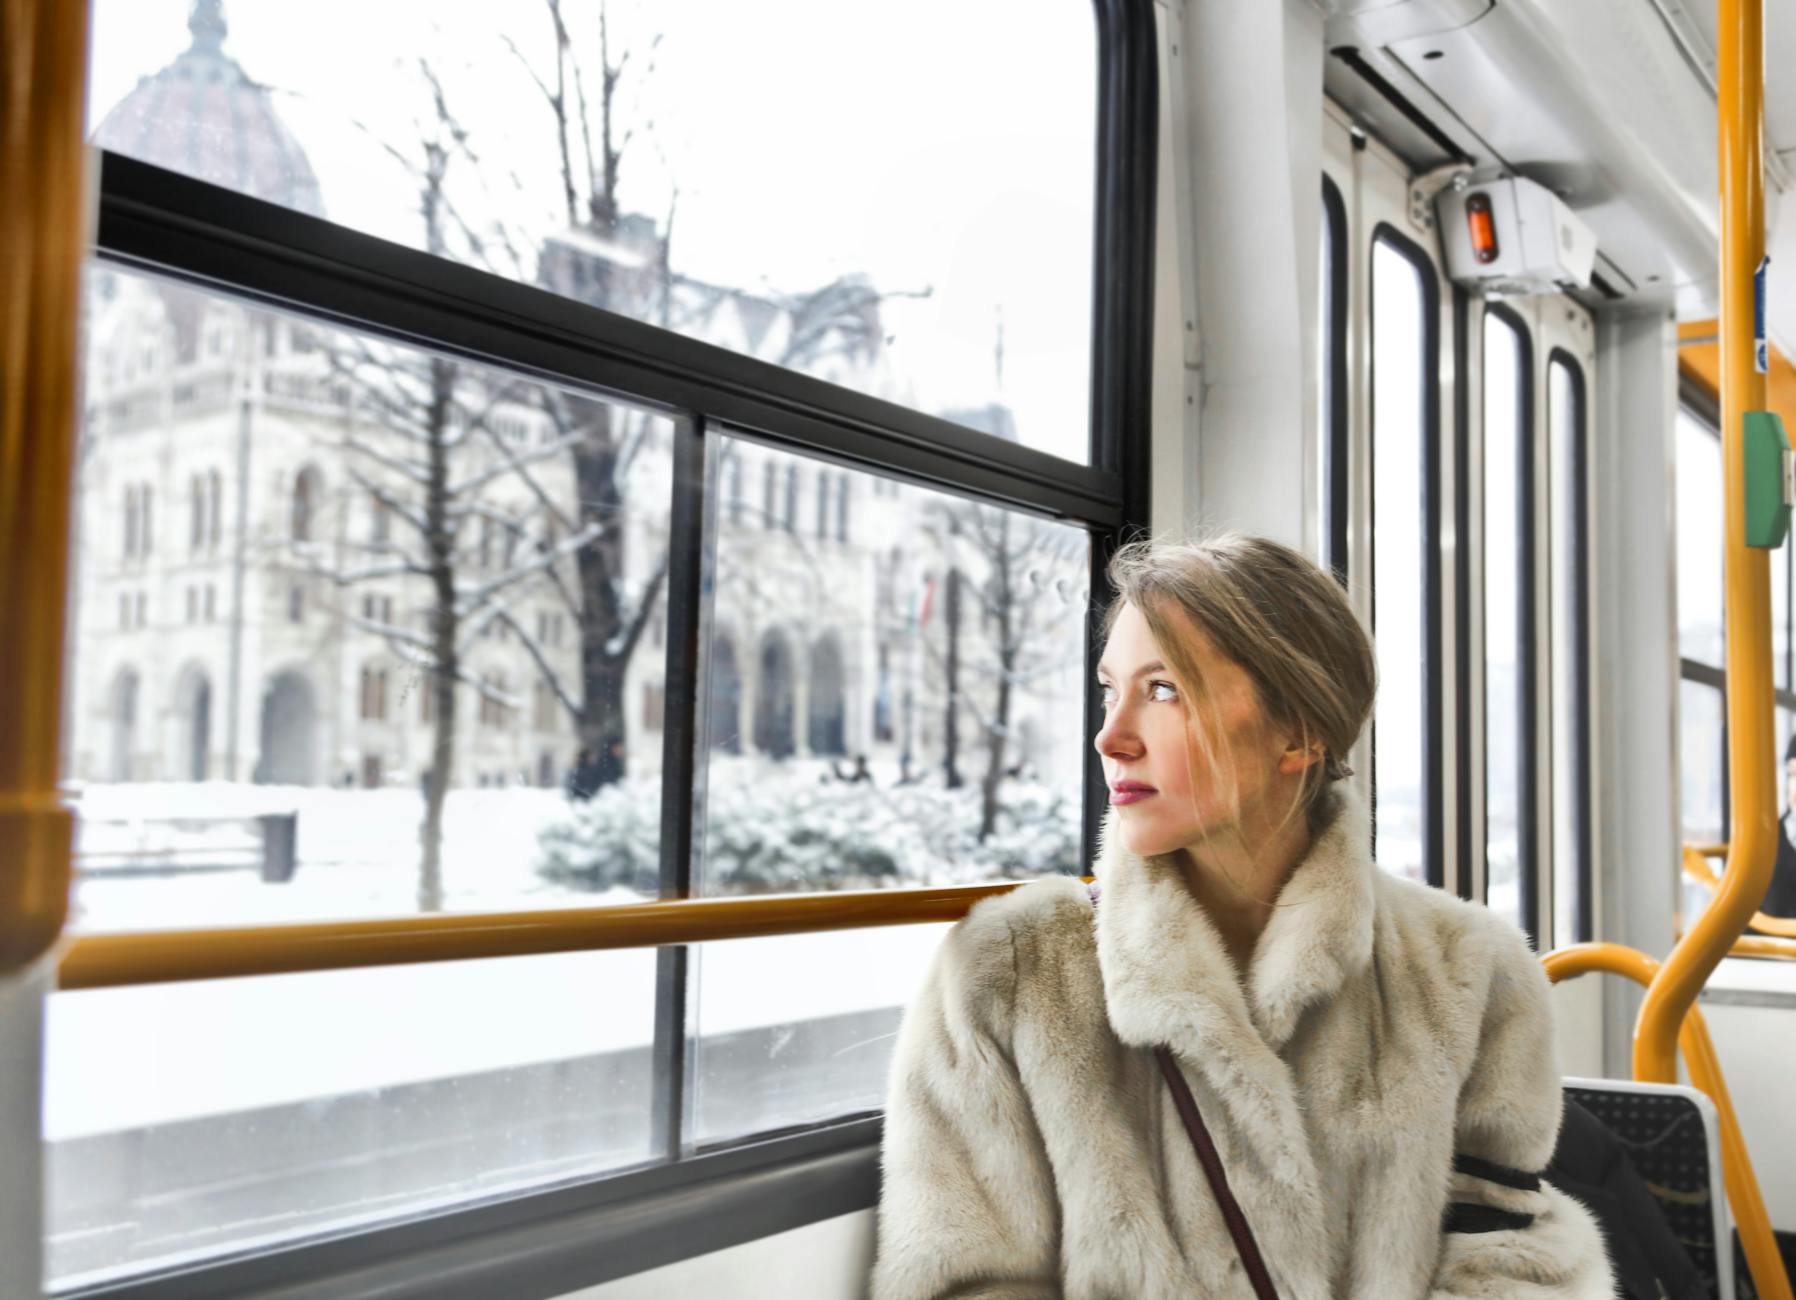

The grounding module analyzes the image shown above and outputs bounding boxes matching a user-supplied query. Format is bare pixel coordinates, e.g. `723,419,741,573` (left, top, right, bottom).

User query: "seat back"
1564,1077,1735,1299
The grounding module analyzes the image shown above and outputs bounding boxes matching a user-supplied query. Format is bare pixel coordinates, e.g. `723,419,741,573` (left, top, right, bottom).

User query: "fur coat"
871,786,1616,1299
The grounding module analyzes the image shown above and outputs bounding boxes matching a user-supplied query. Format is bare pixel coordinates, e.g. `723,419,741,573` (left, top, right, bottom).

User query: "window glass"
1774,708,1796,921
696,437,1091,897
1676,410,1724,666
684,440,1088,1144
1679,679,1725,844
87,0,1095,462
1775,531,1791,691
1483,312,1526,929
46,951,657,1288
1678,680,1725,928
1370,238,1431,882
689,924,948,1145
67,263,672,932
1548,355,1587,948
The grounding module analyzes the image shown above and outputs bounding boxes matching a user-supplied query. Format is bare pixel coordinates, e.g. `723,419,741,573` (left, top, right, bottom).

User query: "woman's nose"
1093,703,1139,760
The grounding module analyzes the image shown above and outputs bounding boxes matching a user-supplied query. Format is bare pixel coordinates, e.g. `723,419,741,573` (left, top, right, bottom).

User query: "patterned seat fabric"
1565,1086,1726,1299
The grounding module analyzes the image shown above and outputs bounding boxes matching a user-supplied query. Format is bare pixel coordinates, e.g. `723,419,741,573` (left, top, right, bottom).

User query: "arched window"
359,665,389,721
291,467,321,542
259,671,318,785
190,474,205,552
808,635,846,756
709,635,741,753
207,469,224,547
176,666,212,781
753,631,795,758
109,667,140,781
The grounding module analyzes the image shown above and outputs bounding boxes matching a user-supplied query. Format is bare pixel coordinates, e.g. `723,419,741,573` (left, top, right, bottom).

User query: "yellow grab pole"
0,0,89,971
1636,0,1777,1084
1682,843,1796,937
1547,944,1793,1300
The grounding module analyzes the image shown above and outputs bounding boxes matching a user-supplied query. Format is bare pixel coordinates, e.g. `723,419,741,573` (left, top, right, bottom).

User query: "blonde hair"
1103,532,1376,830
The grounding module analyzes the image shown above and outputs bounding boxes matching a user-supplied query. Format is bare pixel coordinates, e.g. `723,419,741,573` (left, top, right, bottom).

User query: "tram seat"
1559,1078,1735,1299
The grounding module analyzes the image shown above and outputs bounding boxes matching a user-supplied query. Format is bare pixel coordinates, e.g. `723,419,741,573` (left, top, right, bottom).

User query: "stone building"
70,1,1087,804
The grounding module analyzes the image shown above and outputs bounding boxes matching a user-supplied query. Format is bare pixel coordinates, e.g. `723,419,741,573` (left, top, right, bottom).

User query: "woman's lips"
1109,782,1157,806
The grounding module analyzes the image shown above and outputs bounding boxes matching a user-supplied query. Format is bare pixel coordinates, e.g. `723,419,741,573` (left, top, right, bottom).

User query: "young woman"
872,535,1613,1300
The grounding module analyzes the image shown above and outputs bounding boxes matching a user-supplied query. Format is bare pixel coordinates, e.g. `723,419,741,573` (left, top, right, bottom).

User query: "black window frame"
1481,303,1538,944
1320,175,1349,586
66,2,1159,1296
1367,223,1445,891
1546,348,1593,945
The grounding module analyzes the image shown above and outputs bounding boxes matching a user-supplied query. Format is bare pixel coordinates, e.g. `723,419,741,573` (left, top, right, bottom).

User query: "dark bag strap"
1154,1045,1281,1300
1088,882,1279,1300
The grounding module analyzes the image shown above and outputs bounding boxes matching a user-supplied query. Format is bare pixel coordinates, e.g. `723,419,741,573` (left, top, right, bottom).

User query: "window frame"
1546,348,1593,946
1320,175,1349,586
66,2,1159,1295
1481,303,1538,943
1366,223,1446,891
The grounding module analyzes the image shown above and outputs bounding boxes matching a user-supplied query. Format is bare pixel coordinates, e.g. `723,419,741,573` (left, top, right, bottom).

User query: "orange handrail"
0,0,89,973
1545,942,1793,1300
1638,0,1780,1086
1682,843,1796,939
56,880,1057,990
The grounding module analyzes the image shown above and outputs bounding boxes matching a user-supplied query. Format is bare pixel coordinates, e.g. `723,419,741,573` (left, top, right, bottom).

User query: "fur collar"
1092,785,1375,1213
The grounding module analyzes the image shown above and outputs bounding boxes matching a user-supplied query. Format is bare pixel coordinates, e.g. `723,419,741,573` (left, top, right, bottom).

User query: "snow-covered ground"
49,781,958,1140
67,783,597,929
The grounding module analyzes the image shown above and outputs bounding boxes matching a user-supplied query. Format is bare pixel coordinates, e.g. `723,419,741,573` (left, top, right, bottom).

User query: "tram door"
1322,103,1462,902
1322,103,1600,1004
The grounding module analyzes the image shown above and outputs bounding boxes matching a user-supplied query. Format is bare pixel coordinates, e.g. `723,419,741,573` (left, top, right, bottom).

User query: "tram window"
86,0,1095,463
64,0,1150,1287
1483,309,1531,931
690,925,950,1143
1369,233,1438,884
64,265,675,933
1548,353,1591,947
1775,529,1791,691
1676,410,1725,665
700,437,1090,897
45,951,658,1288
1678,680,1725,923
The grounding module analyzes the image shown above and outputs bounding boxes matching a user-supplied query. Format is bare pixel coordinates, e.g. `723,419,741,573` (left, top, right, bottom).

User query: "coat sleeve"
870,906,1062,1300
1428,922,1618,1300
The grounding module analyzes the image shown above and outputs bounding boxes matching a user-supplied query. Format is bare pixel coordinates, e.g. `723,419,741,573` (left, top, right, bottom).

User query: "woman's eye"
1149,680,1179,703
1098,683,1116,705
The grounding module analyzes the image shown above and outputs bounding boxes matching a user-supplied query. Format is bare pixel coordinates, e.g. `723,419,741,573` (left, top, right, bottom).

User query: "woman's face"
1094,600,1308,858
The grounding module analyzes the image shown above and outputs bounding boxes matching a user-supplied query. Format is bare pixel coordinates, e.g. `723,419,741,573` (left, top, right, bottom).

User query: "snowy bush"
535,759,1081,893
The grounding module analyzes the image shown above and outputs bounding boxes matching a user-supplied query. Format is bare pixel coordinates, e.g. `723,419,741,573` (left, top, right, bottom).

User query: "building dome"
92,0,324,218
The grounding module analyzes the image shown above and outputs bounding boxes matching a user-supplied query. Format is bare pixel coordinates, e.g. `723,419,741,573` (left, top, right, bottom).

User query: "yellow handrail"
1545,942,1794,1300
0,0,89,973
1682,843,1796,939
56,880,1052,990
1637,0,1780,1085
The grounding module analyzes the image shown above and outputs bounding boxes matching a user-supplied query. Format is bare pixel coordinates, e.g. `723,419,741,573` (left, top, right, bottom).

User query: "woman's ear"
1277,736,1327,776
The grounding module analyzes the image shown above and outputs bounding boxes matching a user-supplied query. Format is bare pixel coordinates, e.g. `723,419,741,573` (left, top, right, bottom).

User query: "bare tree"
297,60,596,910
507,0,927,786
922,501,1084,839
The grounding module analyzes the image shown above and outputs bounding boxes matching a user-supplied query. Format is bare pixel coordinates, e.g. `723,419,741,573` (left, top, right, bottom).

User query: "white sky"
87,0,1098,462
